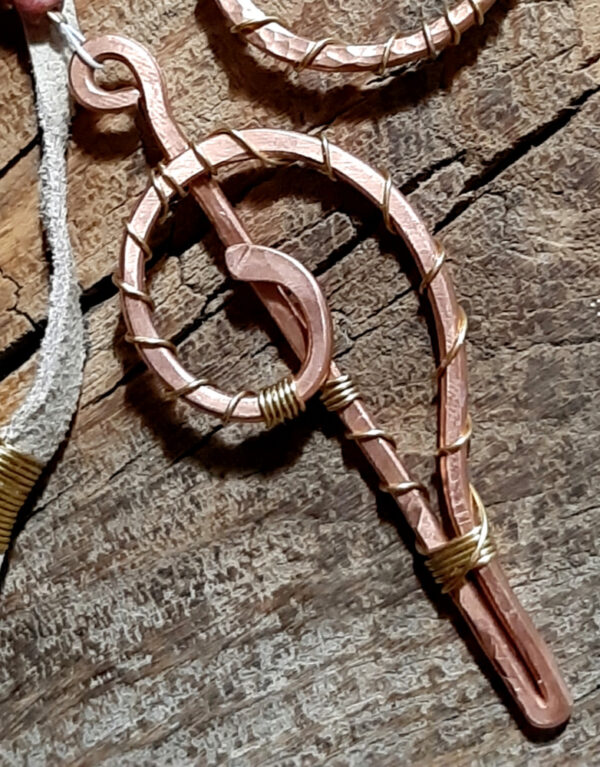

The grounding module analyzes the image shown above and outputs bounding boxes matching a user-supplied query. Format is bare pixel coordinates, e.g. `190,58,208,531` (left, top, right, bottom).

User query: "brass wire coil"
126,223,153,260
226,0,492,73
437,415,472,457
436,305,468,378
345,428,397,449
380,479,430,498
321,374,361,411
219,128,283,168
124,334,177,354
164,377,213,401
0,441,43,554
443,1,462,44
296,37,346,71
231,14,285,34
419,240,446,294
149,168,170,223
467,0,485,25
190,142,217,176
378,31,402,75
223,389,256,424
421,14,438,59
319,133,336,180
112,273,155,310
157,161,188,198
258,377,305,428
380,171,395,233
425,484,496,593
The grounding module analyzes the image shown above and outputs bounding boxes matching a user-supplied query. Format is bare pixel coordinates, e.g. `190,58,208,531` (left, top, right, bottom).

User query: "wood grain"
0,0,598,764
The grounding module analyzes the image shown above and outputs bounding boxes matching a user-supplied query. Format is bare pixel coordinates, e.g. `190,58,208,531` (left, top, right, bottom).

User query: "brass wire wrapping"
436,305,468,378
378,31,402,75
112,273,155,310
219,128,283,167
319,133,336,180
126,223,153,260
0,440,43,554
421,14,438,59
320,374,361,411
467,0,485,25
223,1,493,73
380,479,430,498
157,161,188,198
190,142,217,176
149,168,170,223
230,14,285,34
124,334,177,353
258,377,305,428
345,428,397,449
164,377,213,401
443,1,462,44
295,37,346,71
437,415,472,457
223,389,256,424
419,240,446,294
425,484,496,593
380,171,395,233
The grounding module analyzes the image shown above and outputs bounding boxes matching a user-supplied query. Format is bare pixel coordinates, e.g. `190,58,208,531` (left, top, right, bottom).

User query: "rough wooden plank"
0,0,598,764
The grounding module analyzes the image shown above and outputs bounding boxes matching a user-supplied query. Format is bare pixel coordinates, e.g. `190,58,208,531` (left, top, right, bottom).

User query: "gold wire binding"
0,440,43,554
436,305,468,379
222,389,256,425
124,334,177,354
425,484,496,593
380,479,430,498
320,374,361,411
112,273,155,310
295,37,345,71
230,15,286,34
421,13,438,59
437,414,472,457
380,171,396,234
467,0,485,26
214,128,282,168
419,240,446,294
443,1,462,44
345,428,397,449
258,377,305,428
190,142,217,177
378,30,402,75
126,223,153,261
149,168,170,224
319,133,336,181
164,377,213,401
157,161,188,198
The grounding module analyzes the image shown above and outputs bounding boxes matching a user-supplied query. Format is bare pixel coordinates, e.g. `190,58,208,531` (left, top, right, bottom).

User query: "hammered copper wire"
68,37,572,730
216,0,497,73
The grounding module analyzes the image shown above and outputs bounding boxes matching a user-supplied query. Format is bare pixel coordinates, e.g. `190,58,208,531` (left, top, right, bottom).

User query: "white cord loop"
47,10,104,70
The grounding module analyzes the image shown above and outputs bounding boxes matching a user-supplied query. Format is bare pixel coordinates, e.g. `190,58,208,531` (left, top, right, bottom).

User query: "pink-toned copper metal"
69,36,571,730
215,0,496,73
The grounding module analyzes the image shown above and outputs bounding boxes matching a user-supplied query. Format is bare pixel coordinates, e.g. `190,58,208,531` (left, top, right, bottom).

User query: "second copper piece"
69,34,571,731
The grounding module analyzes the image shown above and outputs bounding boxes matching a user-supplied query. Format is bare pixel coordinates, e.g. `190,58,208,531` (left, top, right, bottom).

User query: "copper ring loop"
214,0,496,72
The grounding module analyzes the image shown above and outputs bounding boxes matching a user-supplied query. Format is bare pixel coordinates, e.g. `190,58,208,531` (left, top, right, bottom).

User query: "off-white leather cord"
0,1,85,564
0,0,85,467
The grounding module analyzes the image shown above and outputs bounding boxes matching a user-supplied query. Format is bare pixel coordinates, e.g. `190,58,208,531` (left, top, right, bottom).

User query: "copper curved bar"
215,0,496,73
69,38,571,729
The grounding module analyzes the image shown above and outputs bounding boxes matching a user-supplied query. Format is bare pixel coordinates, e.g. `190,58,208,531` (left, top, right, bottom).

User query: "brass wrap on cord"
0,440,43,554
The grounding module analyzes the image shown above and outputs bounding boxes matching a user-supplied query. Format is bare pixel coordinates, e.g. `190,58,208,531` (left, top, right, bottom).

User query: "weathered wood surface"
0,0,599,764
